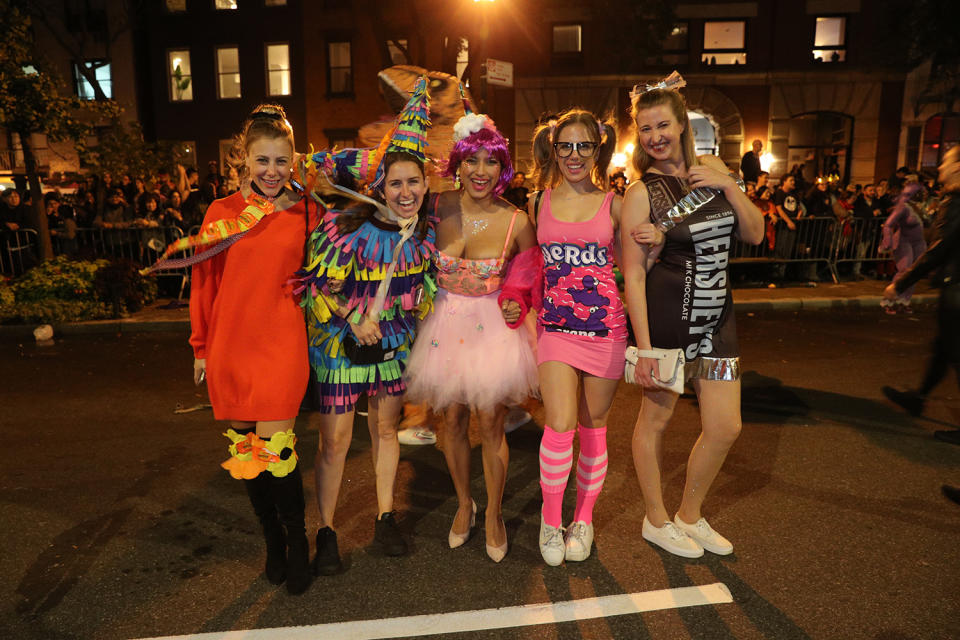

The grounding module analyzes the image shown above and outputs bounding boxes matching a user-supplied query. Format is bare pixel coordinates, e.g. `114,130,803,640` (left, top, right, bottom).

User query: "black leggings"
920,294,960,396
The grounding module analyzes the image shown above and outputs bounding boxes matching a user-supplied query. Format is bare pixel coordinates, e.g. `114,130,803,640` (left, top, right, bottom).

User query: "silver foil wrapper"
652,175,746,233
686,356,741,381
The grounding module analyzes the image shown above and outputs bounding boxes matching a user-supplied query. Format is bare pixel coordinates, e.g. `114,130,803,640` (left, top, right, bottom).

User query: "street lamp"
470,0,495,111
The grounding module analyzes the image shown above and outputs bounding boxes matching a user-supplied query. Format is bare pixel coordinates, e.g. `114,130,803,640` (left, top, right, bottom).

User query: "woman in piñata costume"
146,104,319,595
404,90,538,562
294,78,436,573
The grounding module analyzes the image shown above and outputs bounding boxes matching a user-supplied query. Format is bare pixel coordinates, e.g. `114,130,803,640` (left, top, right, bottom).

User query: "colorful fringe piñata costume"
292,76,437,414
294,212,437,413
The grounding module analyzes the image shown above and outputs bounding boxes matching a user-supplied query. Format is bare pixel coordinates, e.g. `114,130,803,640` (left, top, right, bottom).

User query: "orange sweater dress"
189,191,315,421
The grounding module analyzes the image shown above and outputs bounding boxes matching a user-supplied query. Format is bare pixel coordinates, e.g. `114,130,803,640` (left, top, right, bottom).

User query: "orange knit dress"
189,191,315,421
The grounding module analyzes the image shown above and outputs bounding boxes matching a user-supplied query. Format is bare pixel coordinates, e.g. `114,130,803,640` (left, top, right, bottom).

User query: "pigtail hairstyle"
594,120,617,189
227,104,296,182
529,118,557,192
629,87,698,175
528,109,616,191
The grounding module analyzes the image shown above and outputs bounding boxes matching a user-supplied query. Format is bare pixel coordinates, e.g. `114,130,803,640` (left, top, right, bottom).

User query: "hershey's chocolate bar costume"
642,173,741,381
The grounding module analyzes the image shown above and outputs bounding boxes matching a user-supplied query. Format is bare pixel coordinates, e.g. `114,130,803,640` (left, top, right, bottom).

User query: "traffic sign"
486,58,513,87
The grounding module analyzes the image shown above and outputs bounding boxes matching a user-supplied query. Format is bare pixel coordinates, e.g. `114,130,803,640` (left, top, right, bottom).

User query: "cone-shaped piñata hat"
372,75,431,187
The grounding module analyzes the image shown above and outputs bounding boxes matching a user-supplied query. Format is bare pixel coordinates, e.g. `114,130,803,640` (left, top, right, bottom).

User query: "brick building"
291,0,958,186
137,0,307,173
9,0,956,187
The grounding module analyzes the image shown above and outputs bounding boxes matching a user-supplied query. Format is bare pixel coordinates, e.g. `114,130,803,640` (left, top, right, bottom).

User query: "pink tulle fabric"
404,289,538,412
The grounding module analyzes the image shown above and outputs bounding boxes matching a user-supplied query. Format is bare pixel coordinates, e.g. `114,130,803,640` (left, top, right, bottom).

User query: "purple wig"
443,126,514,196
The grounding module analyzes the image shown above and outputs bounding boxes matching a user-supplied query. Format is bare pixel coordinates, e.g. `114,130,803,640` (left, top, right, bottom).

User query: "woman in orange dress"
190,104,317,595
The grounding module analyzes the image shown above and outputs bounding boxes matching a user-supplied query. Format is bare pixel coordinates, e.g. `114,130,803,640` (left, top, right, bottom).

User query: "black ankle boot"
244,471,286,585
374,511,408,557
271,466,311,595
313,526,343,575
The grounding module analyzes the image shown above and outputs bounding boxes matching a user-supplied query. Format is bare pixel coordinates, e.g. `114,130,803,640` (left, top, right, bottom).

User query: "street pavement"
1,287,958,639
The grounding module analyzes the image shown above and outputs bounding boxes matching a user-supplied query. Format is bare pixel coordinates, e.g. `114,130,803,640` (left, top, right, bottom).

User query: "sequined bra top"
435,208,521,297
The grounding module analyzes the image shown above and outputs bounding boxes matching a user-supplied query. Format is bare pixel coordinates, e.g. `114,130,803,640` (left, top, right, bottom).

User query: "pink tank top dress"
536,190,627,379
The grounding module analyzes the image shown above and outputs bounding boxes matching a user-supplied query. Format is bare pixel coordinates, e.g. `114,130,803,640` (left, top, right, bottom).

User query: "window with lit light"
216,47,241,99
168,50,193,102
812,17,846,63
214,0,237,10
267,43,291,96
264,0,287,5
165,0,186,11
553,25,582,53
74,61,112,100
701,21,746,66
327,41,352,95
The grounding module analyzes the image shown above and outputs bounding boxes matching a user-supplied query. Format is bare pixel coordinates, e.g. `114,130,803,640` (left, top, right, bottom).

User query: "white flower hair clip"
453,113,490,142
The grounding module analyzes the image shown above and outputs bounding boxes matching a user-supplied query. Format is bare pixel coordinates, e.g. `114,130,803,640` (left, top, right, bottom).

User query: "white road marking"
137,582,733,640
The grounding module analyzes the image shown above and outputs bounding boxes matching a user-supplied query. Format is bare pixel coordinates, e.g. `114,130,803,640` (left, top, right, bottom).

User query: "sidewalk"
0,279,938,337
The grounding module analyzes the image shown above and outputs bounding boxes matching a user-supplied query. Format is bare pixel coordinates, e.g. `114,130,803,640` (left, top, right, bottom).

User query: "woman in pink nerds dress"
501,108,625,566
405,108,538,563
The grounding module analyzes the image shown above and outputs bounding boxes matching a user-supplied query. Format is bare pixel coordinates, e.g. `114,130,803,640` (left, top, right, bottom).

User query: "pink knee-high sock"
539,424,575,528
573,424,608,525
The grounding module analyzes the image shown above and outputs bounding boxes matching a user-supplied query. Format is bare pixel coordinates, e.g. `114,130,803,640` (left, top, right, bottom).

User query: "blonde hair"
228,104,295,179
529,108,617,191
629,89,698,174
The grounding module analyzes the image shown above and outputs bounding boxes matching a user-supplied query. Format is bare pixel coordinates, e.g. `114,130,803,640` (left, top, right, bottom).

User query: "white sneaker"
539,515,566,566
641,516,703,558
397,427,436,446
503,407,531,434
673,515,733,555
564,521,594,562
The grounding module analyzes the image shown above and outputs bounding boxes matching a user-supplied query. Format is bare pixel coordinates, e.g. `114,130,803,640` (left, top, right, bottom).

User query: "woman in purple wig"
404,109,538,563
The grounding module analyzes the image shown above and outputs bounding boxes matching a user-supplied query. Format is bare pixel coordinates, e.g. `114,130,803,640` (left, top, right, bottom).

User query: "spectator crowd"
0,153,951,292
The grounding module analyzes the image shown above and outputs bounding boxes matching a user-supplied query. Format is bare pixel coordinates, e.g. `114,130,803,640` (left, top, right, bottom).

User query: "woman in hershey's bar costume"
500,108,626,566
620,73,764,558
404,97,538,563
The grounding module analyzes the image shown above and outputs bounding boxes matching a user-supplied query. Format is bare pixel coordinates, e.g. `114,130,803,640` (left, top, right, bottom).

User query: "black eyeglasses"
554,141,598,158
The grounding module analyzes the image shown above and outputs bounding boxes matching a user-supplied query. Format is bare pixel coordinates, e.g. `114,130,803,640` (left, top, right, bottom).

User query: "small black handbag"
340,333,397,365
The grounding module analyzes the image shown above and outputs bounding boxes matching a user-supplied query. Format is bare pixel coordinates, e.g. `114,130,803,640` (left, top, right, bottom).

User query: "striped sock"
573,424,608,525
539,424,575,528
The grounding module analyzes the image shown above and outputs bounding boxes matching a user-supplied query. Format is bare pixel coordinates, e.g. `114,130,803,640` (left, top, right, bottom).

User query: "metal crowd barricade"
54,226,193,299
831,217,886,271
1,228,38,277
730,216,841,282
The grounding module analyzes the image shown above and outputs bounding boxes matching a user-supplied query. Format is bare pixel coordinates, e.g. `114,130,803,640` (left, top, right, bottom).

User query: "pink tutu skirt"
405,289,539,412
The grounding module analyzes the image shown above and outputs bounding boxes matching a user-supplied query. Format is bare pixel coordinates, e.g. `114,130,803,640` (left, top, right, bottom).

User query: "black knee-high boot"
244,471,287,585
271,465,311,595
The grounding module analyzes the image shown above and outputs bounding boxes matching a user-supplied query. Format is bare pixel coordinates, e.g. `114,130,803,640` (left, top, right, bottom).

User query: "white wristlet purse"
624,346,686,395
